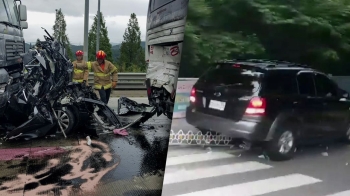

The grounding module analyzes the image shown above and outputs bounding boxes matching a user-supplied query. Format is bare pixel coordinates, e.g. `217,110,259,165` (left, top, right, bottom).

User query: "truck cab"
0,0,27,115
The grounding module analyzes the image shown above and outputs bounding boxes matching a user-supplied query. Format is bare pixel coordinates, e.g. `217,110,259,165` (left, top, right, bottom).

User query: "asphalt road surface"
163,119,350,196
0,97,171,196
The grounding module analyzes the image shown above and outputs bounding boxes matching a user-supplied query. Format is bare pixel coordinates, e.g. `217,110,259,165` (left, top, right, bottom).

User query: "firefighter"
72,50,89,84
92,50,118,104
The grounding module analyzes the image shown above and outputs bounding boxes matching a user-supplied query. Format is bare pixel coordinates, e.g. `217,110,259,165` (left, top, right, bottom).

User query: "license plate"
209,100,226,111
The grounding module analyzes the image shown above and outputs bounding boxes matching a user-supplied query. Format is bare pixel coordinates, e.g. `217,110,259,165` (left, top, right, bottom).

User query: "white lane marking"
175,173,322,196
163,161,272,185
325,190,350,196
166,152,235,166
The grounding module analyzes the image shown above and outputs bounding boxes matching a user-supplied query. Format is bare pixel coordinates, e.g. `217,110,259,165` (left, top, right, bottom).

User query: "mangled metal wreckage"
0,28,154,141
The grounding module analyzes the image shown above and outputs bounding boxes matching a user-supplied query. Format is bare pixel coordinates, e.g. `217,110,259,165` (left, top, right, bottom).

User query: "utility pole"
83,0,89,61
96,0,101,53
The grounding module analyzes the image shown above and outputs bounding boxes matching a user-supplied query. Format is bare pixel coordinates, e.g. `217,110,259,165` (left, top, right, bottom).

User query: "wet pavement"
0,97,171,196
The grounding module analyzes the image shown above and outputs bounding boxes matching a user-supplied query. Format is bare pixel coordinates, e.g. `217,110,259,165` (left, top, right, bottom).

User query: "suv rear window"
197,63,263,92
263,71,298,95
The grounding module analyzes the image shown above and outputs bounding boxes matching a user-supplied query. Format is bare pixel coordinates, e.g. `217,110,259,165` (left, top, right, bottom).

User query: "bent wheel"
55,108,76,135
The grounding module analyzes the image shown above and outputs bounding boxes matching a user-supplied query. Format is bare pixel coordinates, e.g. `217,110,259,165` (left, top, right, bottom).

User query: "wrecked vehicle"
0,28,150,141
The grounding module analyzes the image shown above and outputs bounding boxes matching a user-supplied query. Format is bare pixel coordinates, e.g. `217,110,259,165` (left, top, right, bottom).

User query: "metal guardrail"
88,73,146,90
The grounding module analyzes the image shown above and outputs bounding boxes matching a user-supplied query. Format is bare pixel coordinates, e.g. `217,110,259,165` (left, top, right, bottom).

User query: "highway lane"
163,119,350,196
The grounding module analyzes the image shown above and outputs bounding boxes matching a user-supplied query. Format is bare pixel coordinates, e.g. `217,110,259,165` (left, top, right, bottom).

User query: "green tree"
52,9,73,59
88,12,112,62
118,13,145,71
180,0,350,77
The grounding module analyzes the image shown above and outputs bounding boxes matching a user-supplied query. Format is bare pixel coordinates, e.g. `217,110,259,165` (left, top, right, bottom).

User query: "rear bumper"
185,107,271,142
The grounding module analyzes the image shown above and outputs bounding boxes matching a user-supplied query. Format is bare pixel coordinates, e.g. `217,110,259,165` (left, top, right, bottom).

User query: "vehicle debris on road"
0,28,156,142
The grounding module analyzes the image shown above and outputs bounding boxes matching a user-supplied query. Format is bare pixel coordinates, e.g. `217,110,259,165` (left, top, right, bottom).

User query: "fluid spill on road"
0,140,119,196
98,124,170,182
0,114,171,196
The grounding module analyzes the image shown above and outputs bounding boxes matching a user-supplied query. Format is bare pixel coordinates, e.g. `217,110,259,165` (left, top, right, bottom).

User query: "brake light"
147,88,151,96
232,64,240,68
245,97,266,115
190,87,196,103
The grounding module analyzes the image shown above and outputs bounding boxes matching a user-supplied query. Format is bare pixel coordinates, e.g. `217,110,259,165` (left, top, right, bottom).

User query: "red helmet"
96,50,106,59
75,50,83,56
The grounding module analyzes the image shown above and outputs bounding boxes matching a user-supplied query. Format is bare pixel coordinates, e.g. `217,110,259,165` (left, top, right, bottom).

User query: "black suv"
186,59,350,161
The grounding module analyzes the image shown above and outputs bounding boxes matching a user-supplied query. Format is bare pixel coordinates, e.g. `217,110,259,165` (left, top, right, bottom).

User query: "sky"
24,0,149,45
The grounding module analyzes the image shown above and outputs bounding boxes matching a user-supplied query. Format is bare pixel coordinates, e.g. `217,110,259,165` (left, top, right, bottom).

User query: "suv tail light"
245,97,266,115
190,87,196,103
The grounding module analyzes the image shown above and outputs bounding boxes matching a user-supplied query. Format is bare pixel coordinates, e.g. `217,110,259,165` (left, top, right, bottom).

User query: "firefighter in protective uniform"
92,50,118,104
72,50,89,84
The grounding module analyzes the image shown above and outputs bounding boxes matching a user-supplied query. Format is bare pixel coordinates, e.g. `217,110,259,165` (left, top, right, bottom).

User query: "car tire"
55,108,76,135
265,128,296,161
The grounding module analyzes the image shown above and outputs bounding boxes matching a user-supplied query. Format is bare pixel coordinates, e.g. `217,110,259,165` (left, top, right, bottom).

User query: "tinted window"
314,74,338,97
264,71,298,95
0,1,9,22
297,73,316,96
198,64,262,92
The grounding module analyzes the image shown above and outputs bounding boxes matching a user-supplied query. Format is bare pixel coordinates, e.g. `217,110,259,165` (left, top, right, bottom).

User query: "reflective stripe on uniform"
93,67,117,76
109,67,117,74
73,79,84,83
94,83,112,90
74,69,84,74
87,61,92,71
94,72,110,77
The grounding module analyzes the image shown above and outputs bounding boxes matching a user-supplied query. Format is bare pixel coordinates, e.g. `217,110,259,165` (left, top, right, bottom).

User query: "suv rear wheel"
265,129,296,161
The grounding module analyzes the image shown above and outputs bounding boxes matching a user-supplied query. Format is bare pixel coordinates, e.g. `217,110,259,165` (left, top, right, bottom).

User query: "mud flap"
145,79,152,100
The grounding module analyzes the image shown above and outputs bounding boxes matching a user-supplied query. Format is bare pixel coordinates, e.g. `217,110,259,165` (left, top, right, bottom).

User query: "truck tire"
265,128,296,161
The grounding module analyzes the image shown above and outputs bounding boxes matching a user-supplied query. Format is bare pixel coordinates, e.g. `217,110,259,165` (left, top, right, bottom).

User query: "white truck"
0,0,27,115
144,0,188,119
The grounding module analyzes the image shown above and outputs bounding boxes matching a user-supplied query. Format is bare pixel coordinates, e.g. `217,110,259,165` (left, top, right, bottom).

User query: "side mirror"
20,21,28,29
18,5,27,21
